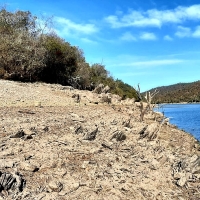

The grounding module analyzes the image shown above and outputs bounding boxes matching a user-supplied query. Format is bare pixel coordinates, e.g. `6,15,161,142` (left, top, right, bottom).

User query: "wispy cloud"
54,17,99,37
164,35,173,41
80,37,98,44
131,59,183,67
192,26,200,38
105,4,200,28
175,25,200,38
105,11,161,28
109,59,183,68
175,26,191,38
140,32,157,40
120,32,137,41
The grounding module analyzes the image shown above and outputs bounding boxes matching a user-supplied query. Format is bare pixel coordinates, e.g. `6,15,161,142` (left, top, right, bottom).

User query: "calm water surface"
155,104,200,141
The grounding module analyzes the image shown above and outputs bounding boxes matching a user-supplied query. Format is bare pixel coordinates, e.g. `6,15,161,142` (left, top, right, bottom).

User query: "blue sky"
4,0,200,91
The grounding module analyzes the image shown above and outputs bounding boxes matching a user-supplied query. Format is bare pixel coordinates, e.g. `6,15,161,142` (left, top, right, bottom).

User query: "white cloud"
109,58,183,68
120,32,137,41
80,38,98,44
140,32,157,40
175,26,191,37
105,4,200,28
54,17,99,37
175,25,200,38
164,35,173,41
131,59,183,67
105,11,161,28
192,26,200,38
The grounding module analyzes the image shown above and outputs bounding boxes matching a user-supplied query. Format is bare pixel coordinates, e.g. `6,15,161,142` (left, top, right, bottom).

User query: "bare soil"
0,80,199,200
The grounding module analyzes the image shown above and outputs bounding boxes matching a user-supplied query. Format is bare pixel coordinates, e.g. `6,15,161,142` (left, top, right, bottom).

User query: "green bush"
40,34,78,84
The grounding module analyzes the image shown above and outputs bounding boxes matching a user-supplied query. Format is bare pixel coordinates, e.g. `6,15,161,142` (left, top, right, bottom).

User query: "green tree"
38,34,78,84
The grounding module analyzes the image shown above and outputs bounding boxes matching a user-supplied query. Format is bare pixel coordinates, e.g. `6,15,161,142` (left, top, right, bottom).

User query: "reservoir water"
155,104,200,141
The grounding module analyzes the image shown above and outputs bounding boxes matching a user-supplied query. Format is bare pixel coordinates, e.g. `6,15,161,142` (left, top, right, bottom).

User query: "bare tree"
135,84,159,121
144,89,159,113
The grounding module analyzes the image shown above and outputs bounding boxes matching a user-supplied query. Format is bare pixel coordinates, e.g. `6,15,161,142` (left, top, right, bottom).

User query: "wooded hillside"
147,81,200,103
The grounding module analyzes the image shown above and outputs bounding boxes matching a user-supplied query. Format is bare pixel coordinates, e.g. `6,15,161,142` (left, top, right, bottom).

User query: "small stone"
81,161,90,169
48,180,63,192
111,131,126,141
174,172,185,180
70,182,79,190
83,127,98,140
0,159,16,168
150,159,160,170
21,163,39,172
43,126,49,132
177,176,187,187
10,130,25,138
23,129,33,136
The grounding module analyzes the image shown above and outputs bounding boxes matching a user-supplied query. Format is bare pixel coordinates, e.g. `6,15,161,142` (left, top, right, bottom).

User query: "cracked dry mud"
0,80,200,200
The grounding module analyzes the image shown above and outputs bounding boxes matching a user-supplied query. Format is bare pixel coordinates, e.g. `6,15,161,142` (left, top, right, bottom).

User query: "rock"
10,130,25,138
23,129,33,135
81,161,90,169
110,119,118,125
111,131,126,141
122,118,131,128
69,182,80,191
21,163,39,172
43,126,49,132
102,85,110,93
140,123,158,140
48,180,63,192
83,126,98,140
150,159,160,170
137,125,148,135
177,176,187,187
71,113,85,122
70,113,80,119
0,159,17,168
74,124,83,134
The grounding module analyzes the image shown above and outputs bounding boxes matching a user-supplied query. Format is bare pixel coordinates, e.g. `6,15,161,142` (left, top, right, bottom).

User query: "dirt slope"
0,80,199,200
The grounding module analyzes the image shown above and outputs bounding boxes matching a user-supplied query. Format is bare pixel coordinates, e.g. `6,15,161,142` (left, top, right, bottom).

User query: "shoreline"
0,79,199,199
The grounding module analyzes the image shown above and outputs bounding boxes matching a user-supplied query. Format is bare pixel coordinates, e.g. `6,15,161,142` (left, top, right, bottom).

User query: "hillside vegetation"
0,8,138,100
147,81,200,103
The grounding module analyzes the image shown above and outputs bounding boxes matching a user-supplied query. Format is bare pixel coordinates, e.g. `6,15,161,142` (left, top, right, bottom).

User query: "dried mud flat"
0,80,200,200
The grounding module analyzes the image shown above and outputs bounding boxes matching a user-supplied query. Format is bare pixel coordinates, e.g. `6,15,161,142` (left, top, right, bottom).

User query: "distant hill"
146,81,200,103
